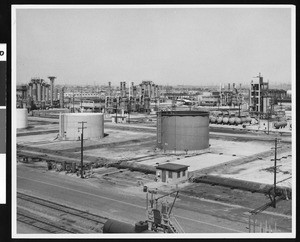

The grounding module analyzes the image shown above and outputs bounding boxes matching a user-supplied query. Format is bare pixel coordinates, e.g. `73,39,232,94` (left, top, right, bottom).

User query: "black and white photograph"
11,5,295,239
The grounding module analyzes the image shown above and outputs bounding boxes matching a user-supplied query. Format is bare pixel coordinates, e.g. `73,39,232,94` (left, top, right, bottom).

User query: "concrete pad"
213,151,292,188
209,139,272,157
164,153,236,172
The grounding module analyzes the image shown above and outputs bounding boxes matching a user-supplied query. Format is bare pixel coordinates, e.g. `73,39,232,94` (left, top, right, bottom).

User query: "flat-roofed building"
155,163,189,183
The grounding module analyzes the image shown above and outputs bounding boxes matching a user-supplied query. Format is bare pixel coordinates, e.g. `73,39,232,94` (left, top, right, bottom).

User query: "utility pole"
80,86,83,112
72,91,75,113
271,137,281,208
267,108,270,135
273,138,278,208
128,98,131,124
78,121,87,178
115,100,118,124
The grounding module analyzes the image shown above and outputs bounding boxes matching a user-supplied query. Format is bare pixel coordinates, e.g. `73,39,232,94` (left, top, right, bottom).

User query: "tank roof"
63,113,103,116
156,163,189,172
159,110,209,116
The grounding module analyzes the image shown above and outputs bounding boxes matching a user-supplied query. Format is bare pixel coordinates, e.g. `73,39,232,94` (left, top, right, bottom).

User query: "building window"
182,170,186,177
177,172,180,178
168,171,172,178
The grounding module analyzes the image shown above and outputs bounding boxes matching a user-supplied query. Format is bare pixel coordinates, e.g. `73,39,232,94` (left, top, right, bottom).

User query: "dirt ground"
17,118,293,220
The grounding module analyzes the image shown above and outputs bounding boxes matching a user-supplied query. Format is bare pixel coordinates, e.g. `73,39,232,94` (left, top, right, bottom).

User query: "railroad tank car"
59,113,104,140
103,219,155,233
16,108,28,129
157,111,209,152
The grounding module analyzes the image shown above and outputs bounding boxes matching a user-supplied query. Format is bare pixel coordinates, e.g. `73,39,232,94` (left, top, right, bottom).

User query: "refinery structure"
11,4,296,238
15,72,293,235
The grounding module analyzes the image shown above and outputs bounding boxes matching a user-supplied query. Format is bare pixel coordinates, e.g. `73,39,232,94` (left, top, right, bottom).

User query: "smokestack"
28,83,33,98
60,87,64,108
108,82,111,96
54,88,58,101
45,84,49,102
37,79,42,102
48,76,56,106
31,79,37,102
131,82,134,98
123,82,126,97
120,82,123,97
228,83,230,90
41,81,45,101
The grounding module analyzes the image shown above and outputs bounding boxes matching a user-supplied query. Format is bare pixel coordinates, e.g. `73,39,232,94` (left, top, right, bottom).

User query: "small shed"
155,163,189,183
112,115,127,123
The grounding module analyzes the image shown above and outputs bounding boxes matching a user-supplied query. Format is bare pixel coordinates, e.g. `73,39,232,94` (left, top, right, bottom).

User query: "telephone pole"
271,137,281,208
78,121,87,178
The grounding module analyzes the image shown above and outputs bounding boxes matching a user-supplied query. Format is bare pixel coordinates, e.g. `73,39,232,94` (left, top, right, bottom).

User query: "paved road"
16,165,292,235
16,165,250,234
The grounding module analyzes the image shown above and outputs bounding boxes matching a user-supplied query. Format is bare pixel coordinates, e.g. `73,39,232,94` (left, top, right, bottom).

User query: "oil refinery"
15,73,293,235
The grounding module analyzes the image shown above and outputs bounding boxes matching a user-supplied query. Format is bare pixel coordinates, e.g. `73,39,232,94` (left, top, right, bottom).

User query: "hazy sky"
15,7,293,86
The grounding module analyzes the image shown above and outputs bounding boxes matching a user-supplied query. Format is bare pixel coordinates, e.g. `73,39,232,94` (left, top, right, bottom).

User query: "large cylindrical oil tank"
16,108,28,129
157,111,209,151
59,113,104,140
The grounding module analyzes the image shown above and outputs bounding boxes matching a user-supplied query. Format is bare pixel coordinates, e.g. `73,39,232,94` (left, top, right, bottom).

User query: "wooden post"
248,215,251,233
273,138,277,208
78,121,87,178
259,222,262,233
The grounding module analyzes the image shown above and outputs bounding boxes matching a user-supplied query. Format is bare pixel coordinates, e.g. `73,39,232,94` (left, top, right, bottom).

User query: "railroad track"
17,192,108,233
17,208,77,233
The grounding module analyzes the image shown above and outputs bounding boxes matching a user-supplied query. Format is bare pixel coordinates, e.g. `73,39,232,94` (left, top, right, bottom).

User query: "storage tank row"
209,116,257,125
157,111,209,152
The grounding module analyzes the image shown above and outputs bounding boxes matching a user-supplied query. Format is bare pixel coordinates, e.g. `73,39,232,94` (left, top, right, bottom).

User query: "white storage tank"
59,113,104,140
16,108,28,129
